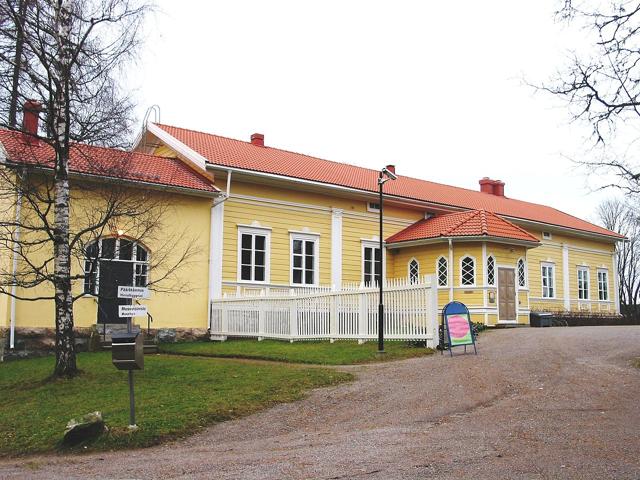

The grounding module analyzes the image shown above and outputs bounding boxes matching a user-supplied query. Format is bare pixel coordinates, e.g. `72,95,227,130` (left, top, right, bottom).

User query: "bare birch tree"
539,1,640,192
0,0,152,377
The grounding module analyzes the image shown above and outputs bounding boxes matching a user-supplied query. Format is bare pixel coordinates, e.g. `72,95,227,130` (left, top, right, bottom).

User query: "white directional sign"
118,286,150,299
119,304,148,318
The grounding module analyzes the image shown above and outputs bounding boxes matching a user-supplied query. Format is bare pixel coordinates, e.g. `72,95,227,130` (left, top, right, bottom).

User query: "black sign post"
111,288,148,430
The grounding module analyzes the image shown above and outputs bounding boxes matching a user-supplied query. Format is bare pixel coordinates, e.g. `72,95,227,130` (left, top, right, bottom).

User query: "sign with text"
118,286,149,299
119,304,148,318
442,301,477,356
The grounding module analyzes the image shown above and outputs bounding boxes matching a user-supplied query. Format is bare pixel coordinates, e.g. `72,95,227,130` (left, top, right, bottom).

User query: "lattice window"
486,255,495,286
517,258,526,287
437,257,448,286
461,256,475,286
409,259,419,284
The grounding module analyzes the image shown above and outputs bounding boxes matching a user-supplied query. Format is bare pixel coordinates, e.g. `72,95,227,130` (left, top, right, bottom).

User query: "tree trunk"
52,0,76,377
8,0,27,128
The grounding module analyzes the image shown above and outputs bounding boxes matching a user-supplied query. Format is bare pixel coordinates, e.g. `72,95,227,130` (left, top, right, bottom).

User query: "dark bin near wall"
530,312,553,328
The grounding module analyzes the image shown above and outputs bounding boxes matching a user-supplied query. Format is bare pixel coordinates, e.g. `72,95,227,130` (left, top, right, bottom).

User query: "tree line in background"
543,1,640,317
597,198,640,317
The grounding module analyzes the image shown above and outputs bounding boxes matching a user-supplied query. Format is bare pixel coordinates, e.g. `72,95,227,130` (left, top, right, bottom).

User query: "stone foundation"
1,326,97,362
1,325,209,361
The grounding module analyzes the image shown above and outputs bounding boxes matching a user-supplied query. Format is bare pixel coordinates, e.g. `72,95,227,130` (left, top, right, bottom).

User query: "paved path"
2,327,640,479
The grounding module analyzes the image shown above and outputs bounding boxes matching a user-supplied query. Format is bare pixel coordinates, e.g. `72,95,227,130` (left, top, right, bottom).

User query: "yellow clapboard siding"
14,191,212,329
223,198,332,286
226,177,424,220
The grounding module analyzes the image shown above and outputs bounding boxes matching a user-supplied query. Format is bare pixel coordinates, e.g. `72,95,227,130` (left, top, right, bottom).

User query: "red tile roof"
0,129,218,194
154,123,623,239
386,210,540,244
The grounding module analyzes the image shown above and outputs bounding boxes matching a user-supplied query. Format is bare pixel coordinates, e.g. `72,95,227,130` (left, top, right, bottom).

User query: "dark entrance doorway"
98,260,134,325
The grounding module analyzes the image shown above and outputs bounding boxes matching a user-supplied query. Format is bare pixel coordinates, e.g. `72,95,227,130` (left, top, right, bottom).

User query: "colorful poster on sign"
441,301,477,355
445,313,473,346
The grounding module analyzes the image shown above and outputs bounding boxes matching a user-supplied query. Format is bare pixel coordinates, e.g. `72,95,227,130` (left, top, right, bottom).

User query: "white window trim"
408,257,420,283
237,226,271,284
436,255,448,288
541,262,556,299
517,257,527,289
486,254,496,286
290,232,320,286
361,240,385,286
366,201,380,213
577,266,590,301
597,268,609,301
459,254,477,287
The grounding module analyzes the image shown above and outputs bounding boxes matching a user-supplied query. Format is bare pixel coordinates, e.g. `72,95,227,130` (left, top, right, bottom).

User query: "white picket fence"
210,275,438,347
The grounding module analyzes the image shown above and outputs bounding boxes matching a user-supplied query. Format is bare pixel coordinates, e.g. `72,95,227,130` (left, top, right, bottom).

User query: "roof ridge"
442,210,479,236
486,210,539,241
155,123,384,175
479,209,488,235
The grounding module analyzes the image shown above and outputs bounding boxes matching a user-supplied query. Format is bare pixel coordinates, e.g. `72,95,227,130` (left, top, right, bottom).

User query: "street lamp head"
381,166,397,181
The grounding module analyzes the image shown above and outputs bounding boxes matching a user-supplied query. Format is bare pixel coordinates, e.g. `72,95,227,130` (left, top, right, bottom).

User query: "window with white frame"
83,237,149,295
460,256,475,286
578,266,590,300
517,258,526,287
541,262,555,298
486,255,495,286
437,256,448,287
291,233,318,285
597,269,609,301
362,242,382,286
367,202,380,213
542,231,552,240
409,259,419,284
238,227,270,283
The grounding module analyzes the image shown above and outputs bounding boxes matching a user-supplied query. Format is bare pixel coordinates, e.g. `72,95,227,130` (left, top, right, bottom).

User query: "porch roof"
386,210,540,246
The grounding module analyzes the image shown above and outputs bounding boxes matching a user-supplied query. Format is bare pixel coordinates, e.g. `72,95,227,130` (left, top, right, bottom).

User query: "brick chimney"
22,100,42,142
493,180,505,197
250,133,264,147
479,177,494,195
479,177,505,197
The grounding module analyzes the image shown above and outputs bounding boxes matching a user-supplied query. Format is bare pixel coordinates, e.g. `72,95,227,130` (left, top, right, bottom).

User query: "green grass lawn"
159,339,434,365
0,352,351,456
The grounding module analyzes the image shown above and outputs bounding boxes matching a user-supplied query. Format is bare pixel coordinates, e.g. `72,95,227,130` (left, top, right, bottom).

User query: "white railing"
210,275,439,347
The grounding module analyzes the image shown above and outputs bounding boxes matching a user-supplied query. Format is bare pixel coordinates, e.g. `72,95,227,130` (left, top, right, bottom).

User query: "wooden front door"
498,268,516,321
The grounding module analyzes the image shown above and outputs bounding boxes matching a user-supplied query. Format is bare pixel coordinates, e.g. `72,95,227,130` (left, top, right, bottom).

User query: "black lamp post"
377,165,397,353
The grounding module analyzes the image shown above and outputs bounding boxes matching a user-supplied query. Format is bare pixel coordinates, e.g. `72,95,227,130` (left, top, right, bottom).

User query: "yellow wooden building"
137,123,624,327
0,115,625,347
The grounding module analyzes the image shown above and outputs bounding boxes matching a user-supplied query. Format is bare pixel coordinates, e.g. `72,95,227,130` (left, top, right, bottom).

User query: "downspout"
207,171,231,331
9,189,22,349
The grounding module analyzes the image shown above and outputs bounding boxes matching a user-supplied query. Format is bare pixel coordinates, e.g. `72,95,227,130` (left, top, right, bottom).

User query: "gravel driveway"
2,326,640,479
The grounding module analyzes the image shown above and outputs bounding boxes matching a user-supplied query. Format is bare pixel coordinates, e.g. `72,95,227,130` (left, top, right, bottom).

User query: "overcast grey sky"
130,1,619,223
